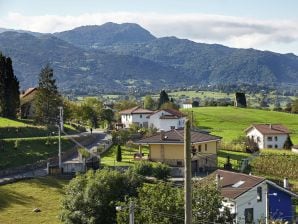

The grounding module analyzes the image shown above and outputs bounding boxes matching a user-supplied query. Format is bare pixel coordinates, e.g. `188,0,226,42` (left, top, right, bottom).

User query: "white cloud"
1,11,298,53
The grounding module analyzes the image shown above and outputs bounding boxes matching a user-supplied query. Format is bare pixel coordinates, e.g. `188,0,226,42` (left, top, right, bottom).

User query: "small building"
119,106,153,128
215,170,298,224
292,145,298,153
135,128,221,173
119,107,186,131
245,124,290,149
182,100,193,109
20,87,38,118
147,109,186,131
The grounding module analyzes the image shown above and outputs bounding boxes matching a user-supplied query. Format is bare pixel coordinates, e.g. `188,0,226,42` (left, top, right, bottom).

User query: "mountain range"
0,22,298,94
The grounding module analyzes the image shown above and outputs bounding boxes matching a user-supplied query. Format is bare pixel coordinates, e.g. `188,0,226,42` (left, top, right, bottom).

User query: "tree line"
0,53,20,118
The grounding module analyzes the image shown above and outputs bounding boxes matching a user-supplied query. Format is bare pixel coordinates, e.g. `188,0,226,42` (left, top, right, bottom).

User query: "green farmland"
184,107,298,144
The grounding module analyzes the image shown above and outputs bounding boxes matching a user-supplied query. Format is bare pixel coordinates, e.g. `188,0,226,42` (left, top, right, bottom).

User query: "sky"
1,0,298,54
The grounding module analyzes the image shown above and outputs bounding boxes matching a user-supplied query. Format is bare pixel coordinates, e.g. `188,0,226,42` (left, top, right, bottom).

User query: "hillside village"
1,3,298,223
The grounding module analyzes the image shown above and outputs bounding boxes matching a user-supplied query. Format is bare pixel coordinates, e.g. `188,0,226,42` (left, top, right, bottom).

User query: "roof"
245,124,290,135
21,87,38,98
148,109,185,118
136,128,221,144
215,170,265,199
119,106,153,115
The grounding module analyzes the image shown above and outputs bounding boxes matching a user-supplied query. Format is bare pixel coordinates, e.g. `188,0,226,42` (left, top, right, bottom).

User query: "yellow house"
136,129,221,173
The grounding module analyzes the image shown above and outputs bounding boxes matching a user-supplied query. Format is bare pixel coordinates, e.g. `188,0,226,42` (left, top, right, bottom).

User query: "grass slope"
0,177,68,224
101,145,149,166
186,107,298,144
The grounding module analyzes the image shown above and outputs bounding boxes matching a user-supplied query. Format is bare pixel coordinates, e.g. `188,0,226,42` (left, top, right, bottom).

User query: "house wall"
246,128,288,149
268,185,293,222
148,110,185,131
182,104,192,109
235,182,267,224
121,113,150,128
149,141,218,167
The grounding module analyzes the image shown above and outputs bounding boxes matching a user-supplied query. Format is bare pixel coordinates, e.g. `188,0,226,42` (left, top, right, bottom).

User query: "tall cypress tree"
34,64,62,125
158,90,170,109
4,57,20,118
0,53,20,118
0,54,5,116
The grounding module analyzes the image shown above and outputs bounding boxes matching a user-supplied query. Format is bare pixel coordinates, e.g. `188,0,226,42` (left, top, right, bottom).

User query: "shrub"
132,161,153,176
116,145,122,162
152,163,170,180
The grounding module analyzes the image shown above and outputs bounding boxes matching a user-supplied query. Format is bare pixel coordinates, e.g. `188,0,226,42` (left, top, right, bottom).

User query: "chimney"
160,130,165,140
283,177,289,189
215,173,221,190
269,124,272,129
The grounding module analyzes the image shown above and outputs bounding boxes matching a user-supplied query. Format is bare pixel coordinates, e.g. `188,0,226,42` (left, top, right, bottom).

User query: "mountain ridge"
0,22,297,93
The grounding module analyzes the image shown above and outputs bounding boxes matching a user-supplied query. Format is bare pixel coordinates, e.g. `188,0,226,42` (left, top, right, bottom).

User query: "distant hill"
0,22,298,93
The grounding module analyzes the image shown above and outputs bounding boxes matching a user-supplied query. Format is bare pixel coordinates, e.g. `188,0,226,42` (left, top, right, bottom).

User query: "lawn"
0,177,68,224
217,150,250,170
0,117,28,127
184,107,298,144
0,137,76,169
101,145,149,166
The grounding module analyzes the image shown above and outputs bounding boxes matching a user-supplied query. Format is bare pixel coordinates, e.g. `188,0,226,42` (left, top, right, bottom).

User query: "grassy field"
0,137,76,169
217,150,250,170
184,107,298,144
101,145,149,166
0,177,68,224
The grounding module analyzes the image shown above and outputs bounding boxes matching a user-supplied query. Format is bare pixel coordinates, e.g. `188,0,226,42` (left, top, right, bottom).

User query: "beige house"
136,129,221,173
20,87,38,118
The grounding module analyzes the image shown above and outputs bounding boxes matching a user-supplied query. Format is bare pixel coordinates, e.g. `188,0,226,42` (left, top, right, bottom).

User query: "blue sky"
1,0,298,54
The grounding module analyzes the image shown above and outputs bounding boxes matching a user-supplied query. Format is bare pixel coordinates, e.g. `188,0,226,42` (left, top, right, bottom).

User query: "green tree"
116,144,122,162
291,98,298,113
160,101,179,110
144,95,155,110
34,65,61,125
158,90,170,109
60,169,143,224
283,135,293,149
100,108,114,128
0,53,20,118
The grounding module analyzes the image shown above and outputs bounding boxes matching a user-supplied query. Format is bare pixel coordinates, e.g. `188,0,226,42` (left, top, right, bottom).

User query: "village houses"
245,124,291,149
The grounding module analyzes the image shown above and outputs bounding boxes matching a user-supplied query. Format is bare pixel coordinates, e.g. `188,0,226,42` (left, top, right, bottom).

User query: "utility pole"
58,106,63,170
184,119,192,224
129,200,135,224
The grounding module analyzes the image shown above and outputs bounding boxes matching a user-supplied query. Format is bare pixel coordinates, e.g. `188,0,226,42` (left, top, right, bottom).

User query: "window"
198,145,201,152
274,144,278,148
257,187,262,202
192,146,196,156
268,145,272,148
257,137,260,142
170,126,175,130
140,114,142,118
177,161,182,166
244,208,254,224
267,136,272,141
274,136,278,141
205,144,207,151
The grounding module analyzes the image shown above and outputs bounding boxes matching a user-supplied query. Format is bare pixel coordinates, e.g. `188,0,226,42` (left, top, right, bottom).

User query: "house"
215,170,298,224
135,128,221,173
147,109,186,131
119,107,186,131
20,87,38,118
119,106,153,128
182,100,193,109
245,124,291,149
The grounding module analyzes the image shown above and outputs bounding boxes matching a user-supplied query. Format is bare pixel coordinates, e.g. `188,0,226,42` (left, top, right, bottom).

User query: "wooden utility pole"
184,119,192,224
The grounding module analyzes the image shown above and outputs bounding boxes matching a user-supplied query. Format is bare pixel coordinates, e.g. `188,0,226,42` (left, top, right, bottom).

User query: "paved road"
0,130,111,185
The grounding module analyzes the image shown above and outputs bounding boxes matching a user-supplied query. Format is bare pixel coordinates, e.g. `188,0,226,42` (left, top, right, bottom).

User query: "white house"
148,109,186,131
119,107,186,131
182,100,193,109
216,170,298,224
245,124,290,149
119,106,153,128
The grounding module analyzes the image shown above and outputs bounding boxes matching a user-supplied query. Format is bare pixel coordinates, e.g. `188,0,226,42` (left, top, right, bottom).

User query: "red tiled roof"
215,170,265,199
119,106,153,115
148,109,185,118
21,87,37,98
245,124,290,135
136,128,221,144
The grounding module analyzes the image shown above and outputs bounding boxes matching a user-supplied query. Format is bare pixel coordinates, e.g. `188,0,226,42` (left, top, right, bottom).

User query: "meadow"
0,177,68,224
184,107,298,144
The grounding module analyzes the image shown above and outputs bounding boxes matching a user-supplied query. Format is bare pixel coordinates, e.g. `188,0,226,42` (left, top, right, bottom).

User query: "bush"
132,161,153,176
152,163,170,180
